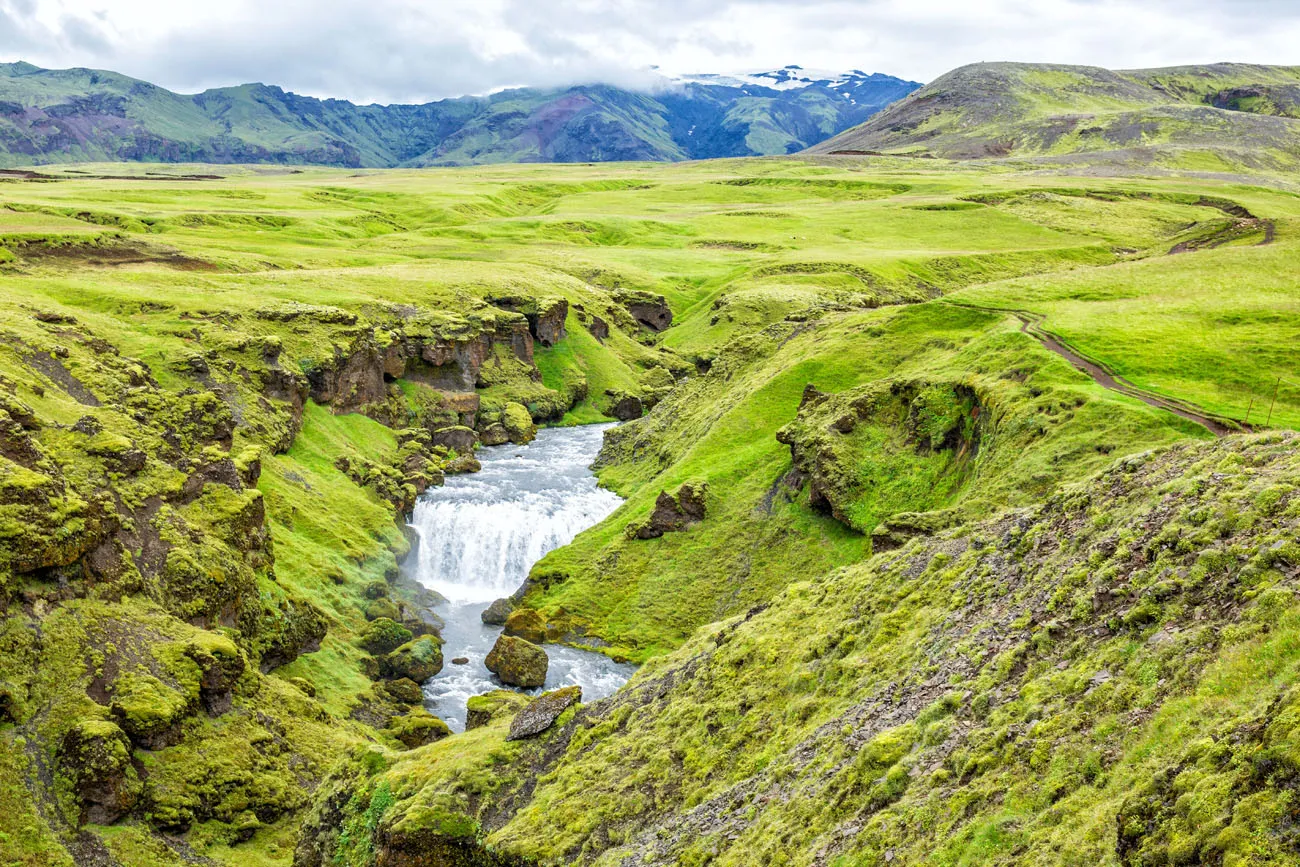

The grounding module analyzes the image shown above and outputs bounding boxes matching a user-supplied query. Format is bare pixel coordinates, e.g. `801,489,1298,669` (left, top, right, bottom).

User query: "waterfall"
408,423,634,732
409,424,623,603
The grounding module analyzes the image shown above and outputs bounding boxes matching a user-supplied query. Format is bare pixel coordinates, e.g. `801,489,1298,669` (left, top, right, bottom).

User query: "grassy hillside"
0,62,919,168
807,62,1300,171
1,149,1299,865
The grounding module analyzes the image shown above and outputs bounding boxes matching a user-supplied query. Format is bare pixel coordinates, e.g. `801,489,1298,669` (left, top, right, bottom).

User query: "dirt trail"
942,301,1239,436
1012,312,1238,436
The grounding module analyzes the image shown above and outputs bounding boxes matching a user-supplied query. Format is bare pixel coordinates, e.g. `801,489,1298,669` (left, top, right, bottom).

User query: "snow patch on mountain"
660,65,890,92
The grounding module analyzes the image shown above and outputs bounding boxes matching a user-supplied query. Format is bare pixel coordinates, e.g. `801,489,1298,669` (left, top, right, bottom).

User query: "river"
406,423,636,731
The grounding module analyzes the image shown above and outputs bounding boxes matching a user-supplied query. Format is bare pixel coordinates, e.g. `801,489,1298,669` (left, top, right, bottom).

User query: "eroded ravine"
405,424,636,731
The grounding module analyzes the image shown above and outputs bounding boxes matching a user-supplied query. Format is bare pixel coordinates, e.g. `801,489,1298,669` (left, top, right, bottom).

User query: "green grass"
3,153,1300,865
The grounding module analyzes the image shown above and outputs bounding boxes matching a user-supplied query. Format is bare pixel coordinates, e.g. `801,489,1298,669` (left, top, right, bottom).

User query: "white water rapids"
406,423,635,731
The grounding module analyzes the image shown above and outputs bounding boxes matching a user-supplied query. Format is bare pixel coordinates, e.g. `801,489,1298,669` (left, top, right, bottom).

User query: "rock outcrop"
466,690,531,731
502,608,547,643
488,295,569,347
606,390,644,421
59,720,143,825
507,686,581,740
484,634,548,688
616,290,673,332
627,482,708,539
388,709,451,748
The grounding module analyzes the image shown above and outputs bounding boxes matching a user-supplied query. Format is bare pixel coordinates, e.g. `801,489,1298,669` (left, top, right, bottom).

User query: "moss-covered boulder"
502,608,546,644
360,618,413,655
108,672,190,749
479,423,510,446
430,425,479,454
444,453,482,474
380,636,444,683
484,634,548,688
466,690,531,731
388,709,451,749
180,631,245,715
507,686,581,741
384,677,425,705
375,806,521,866
58,720,142,825
364,597,401,622
502,402,536,445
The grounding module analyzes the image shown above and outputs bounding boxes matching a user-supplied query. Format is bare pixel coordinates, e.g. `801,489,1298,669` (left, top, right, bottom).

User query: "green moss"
361,618,413,655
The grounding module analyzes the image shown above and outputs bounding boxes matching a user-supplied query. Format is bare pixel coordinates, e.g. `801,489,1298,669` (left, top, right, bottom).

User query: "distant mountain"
807,62,1300,170
0,61,920,168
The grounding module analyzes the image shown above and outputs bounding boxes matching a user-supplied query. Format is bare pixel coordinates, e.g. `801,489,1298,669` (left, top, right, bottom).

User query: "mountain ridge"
807,60,1300,169
0,61,920,167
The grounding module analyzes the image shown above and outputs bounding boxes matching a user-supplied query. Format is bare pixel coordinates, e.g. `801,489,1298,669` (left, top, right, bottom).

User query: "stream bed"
406,424,636,731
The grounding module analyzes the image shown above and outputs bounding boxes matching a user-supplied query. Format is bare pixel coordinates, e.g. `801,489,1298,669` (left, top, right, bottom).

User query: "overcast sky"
1,0,1297,105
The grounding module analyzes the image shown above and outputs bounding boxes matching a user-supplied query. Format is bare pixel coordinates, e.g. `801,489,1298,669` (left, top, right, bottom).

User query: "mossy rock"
502,402,537,445
388,709,451,749
365,597,401,621
484,634,548,688
381,636,444,683
502,608,547,644
108,671,191,750
360,618,413,655
363,580,390,600
58,719,142,825
508,686,582,741
480,423,510,446
384,677,425,704
481,597,516,626
465,690,532,731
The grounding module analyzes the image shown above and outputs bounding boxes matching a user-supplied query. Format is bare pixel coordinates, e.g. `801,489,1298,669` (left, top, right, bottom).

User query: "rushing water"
407,424,636,731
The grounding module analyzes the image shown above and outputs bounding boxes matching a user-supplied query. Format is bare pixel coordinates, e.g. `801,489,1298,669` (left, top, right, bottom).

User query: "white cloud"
0,0,1296,104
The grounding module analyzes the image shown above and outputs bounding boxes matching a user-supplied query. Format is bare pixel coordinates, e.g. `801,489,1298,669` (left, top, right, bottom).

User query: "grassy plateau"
1,130,1299,866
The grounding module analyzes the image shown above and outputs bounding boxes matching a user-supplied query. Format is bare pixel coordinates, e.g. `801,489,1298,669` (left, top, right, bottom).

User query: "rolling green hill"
808,62,1300,171
0,62,918,168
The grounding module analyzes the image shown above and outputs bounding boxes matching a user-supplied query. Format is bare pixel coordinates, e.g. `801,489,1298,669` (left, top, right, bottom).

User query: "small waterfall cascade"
407,424,634,731
409,424,622,604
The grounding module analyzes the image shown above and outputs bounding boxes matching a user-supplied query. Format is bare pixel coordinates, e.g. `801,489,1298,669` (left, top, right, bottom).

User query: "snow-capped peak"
660,65,882,92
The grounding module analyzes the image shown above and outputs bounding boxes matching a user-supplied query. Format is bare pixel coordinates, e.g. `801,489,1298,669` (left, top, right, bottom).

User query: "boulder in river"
465,690,531,730
429,425,479,454
481,596,516,625
443,454,481,474
479,423,510,446
507,686,582,740
451,656,469,665
502,402,537,444
484,634,548,688
503,608,547,644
